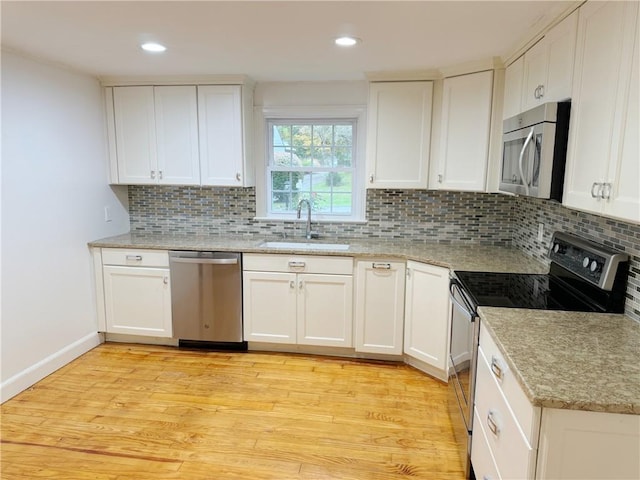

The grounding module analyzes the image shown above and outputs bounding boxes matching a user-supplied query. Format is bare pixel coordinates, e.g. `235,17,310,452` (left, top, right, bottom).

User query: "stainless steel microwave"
500,102,570,201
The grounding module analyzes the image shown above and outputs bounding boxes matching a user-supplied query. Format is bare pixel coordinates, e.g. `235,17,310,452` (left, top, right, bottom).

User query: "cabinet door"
154,86,200,185
242,271,297,344
112,86,157,184
433,70,493,191
521,38,549,110
354,261,406,355
404,262,450,375
366,81,433,189
544,10,578,103
297,274,353,347
564,1,637,215
503,55,524,119
604,12,640,223
536,409,640,479
103,266,172,337
198,85,245,186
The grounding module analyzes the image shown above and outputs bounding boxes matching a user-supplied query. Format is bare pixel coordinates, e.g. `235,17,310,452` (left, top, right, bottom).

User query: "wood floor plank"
1,343,465,479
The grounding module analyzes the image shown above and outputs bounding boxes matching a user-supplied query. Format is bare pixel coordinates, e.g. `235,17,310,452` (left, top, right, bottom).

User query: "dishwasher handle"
170,257,238,265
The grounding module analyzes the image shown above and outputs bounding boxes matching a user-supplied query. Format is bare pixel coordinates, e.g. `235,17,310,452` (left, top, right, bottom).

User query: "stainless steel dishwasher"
169,251,245,349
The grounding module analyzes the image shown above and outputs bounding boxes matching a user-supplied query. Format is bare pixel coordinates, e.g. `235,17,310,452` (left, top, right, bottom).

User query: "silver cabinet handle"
126,255,142,261
490,356,504,381
602,182,612,200
487,411,500,437
236,172,241,182
158,170,163,180
288,261,306,269
369,174,374,183
163,276,168,285
406,268,411,278
437,174,443,183
299,280,303,290
150,170,156,179
591,182,601,198
538,84,545,98
372,263,391,270
533,86,539,99
290,280,295,289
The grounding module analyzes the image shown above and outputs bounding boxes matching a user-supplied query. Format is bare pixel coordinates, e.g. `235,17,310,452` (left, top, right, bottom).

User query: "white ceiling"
1,1,576,82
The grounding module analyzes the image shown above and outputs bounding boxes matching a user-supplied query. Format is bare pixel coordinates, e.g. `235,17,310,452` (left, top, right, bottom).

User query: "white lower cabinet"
242,254,353,348
474,322,640,480
403,261,451,379
101,249,172,338
354,260,406,355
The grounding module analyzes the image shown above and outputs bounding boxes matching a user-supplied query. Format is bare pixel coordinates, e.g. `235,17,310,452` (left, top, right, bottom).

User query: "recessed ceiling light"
141,42,167,53
335,36,360,47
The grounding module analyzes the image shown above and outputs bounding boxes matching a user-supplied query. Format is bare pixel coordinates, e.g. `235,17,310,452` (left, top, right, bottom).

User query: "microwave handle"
518,128,535,195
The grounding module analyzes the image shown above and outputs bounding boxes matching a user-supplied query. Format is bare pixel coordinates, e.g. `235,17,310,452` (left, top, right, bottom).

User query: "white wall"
0,51,130,402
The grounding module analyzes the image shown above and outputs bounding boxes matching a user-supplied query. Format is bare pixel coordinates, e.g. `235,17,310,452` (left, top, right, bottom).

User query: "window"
267,119,357,219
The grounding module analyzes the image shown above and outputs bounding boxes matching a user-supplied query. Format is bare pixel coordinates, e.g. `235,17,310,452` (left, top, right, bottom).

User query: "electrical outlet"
104,206,112,223
537,223,544,242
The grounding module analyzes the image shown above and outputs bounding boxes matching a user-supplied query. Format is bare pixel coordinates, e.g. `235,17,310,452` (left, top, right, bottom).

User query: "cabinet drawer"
479,323,540,444
102,248,169,267
475,345,537,480
243,254,353,275
472,406,502,480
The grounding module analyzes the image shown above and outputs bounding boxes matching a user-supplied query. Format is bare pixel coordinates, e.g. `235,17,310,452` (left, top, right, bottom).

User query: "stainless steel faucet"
297,198,318,240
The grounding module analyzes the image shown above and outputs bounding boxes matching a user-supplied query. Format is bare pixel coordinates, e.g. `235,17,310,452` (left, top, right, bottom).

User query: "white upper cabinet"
198,85,251,187
431,70,494,191
503,55,525,120
109,86,200,185
563,1,639,224
521,10,578,111
154,86,200,185
366,81,433,189
106,82,253,187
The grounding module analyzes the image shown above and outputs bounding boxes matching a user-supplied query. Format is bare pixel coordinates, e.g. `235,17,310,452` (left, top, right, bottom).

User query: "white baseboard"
0,332,102,403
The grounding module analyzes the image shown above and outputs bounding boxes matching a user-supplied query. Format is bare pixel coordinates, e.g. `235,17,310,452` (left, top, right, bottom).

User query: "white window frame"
254,106,366,222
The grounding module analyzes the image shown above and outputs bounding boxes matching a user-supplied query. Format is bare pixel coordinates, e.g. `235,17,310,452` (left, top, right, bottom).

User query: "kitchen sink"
259,241,350,251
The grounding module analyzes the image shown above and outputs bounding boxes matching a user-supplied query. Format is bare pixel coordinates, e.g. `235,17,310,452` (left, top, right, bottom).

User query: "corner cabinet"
105,81,254,187
354,260,406,355
242,254,353,347
563,1,639,224
403,261,451,380
99,248,172,338
430,70,494,191
366,81,433,189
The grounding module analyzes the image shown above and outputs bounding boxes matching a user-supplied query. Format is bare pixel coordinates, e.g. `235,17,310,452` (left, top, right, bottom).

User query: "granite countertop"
88,232,548,274
479,307,640,415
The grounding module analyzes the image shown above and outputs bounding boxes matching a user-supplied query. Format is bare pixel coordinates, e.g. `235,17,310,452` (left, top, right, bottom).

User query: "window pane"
334,125,353,146
297,147,313,167
313,147,333,167
292,125,312,146
313,125,333,146
310,192,331,213
332,193,352,214
273,125,289,146
333,147,352,167
271,192,291,212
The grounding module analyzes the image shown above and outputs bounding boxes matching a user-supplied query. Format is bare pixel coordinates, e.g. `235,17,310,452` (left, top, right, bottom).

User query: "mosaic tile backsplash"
128,186,515,245
128,186,639,321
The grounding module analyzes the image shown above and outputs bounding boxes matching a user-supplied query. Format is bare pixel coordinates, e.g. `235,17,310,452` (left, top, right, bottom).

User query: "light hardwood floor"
1,343,465,479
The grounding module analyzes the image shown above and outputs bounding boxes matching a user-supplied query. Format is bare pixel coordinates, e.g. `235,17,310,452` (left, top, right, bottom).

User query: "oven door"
499,122,555,198
448,277,480,478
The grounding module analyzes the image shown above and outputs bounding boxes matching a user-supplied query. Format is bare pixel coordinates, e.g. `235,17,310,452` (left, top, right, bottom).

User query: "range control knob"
583,257,591,268
553,243,565,254
590,260,601,273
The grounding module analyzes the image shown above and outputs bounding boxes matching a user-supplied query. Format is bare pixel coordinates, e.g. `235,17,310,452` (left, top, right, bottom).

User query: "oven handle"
518,127,535,196
449,279,478,321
